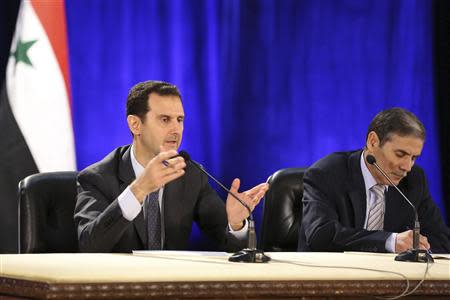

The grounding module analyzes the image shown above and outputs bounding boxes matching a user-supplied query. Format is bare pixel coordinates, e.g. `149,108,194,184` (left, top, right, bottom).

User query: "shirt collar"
360,151,387,192
130,144,144,178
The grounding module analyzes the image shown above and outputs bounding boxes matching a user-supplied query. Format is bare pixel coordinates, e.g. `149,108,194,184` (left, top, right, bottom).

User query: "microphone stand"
368,156,433,263
228,218,271,263
189,160,270,263
394,217,433,263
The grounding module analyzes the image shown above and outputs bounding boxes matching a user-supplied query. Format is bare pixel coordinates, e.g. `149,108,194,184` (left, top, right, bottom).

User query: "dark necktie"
146,191,161,250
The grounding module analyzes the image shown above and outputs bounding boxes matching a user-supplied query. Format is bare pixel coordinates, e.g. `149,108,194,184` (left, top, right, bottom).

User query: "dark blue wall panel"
65,0,445,244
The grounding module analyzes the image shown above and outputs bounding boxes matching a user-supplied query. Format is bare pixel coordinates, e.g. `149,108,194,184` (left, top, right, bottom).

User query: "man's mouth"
391,173,405,181
164,140,178,146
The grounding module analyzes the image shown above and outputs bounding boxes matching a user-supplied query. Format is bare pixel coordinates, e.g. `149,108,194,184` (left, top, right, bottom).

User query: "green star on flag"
10,39,38,67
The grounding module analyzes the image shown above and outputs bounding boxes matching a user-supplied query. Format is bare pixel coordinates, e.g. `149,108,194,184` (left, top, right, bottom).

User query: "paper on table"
132,250,228,257
432,253,450,260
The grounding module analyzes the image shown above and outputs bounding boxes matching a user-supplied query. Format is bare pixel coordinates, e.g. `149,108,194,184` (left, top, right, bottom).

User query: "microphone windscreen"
178,150,191,162
366,154,376,165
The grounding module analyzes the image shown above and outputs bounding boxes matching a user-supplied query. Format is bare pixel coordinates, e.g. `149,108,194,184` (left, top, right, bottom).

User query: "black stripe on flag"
0,84,38,253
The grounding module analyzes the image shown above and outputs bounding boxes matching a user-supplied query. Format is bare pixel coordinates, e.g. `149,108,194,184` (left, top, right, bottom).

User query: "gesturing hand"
130,150,186,203
226,178,269,230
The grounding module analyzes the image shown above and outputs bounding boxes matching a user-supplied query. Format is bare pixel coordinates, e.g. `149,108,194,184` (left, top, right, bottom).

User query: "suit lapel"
163,172,186,240
118,146,147,247
384,179,412,231
384,188,398,229
347,150,367,228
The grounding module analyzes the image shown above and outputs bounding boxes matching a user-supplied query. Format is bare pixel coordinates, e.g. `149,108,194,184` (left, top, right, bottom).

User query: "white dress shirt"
360,152,397,252
117,145,248,239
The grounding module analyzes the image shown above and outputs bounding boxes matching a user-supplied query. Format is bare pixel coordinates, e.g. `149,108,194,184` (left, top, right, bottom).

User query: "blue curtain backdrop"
65,0,445,245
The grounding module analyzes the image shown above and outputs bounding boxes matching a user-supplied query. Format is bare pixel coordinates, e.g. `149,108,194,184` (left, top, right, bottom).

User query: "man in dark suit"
75,80,268,253
299,108,450,253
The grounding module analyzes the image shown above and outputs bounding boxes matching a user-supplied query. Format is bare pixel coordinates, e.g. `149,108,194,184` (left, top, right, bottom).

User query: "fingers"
402,229,413,240
229,182,269,213
230,178,240,194
243,183,269,207
154,150,185,173
153,150,180,164
246,182,269,197
253,183,269,198
134,150,186,197
405,231,429,250
162,154,185,171
225,181,267,225
396,230,430,252
395,230,413,253
419,235,430,250
155,156,186,187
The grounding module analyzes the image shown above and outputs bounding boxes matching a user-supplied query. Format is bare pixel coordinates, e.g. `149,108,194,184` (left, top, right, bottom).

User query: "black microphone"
178,150,270,263
366,154,433,263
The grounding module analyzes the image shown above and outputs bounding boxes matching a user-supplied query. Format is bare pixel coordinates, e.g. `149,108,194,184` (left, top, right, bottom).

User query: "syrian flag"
0,0,76,253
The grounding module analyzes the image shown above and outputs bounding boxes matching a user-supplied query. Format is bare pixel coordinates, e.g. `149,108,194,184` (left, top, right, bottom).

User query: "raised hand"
130,149,186,203
226,178,269,230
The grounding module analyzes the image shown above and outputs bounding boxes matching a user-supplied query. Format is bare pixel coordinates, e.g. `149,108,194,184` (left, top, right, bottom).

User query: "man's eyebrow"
395,149,421,157
157,114,185,118
394,149,410,155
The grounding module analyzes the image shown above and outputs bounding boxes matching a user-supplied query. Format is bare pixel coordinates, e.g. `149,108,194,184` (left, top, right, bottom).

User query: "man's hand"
395,230,430,253
226,178,269,230
130,150,186,203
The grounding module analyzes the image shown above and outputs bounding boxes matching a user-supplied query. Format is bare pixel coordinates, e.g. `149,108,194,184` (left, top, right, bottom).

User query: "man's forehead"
385,134,424,153
152,109,185,118
148,94,184,112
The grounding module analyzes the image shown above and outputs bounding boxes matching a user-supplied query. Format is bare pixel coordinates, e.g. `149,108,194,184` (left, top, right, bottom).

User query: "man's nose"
170,120,182,132
399,157,414,172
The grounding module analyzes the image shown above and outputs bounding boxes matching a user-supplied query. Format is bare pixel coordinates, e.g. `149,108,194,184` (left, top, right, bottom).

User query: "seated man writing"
299,107,450,253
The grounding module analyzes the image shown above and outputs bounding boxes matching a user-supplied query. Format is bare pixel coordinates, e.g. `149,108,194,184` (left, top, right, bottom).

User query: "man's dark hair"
126,80,181,121
366,107,426,147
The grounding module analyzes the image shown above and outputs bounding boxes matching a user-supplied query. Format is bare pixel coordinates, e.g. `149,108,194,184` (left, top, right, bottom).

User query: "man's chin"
389,176,404,186
162,143,179,151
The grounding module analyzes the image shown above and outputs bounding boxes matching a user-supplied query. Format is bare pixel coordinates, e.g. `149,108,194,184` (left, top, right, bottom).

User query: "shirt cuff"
118,186,142,221
228,219,249,240
385,232,397,253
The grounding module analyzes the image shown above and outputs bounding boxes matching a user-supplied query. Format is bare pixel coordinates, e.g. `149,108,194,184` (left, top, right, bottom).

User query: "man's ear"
366,131,380,151
127,115,141,136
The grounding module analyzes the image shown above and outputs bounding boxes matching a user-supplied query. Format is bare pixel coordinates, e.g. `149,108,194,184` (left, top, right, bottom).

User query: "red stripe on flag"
30,0,72,110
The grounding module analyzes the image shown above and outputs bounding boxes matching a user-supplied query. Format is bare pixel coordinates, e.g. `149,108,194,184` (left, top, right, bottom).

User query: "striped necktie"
367,184,385,231
146,191,161,250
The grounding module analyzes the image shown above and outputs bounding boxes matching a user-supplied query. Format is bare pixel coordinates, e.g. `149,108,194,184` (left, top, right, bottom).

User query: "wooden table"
1,251,449,299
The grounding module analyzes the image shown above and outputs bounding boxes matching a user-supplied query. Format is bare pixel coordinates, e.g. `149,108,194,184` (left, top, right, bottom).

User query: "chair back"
259,168,306,251
18,171,78,253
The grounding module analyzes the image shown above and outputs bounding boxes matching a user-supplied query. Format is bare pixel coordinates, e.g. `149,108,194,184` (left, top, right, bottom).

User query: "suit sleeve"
416,169,450,253
74,171,134,252
301,167,391,252
194,173,247,252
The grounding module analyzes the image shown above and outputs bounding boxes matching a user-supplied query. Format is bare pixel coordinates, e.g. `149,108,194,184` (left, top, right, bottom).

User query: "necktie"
146,191,161,250
367,185,385,231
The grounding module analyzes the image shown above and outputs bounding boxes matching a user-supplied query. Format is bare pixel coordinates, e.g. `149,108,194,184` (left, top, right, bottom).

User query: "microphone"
366,154,433,263
178,151,270,263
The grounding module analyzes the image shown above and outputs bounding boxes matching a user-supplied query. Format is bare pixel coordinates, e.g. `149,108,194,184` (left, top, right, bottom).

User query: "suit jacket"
74,145,246,253
298,150,450,253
